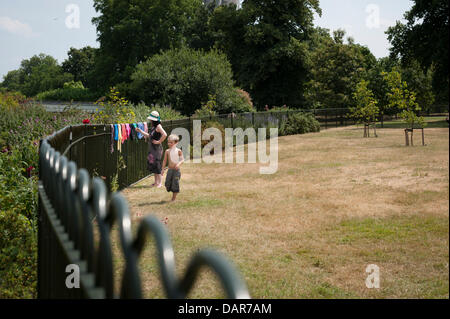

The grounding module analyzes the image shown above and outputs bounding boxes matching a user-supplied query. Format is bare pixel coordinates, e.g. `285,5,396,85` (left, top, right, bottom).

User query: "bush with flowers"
93,87,136,124
0,91,94,298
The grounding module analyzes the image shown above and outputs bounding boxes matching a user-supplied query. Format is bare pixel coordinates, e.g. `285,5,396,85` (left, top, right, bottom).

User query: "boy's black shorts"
165,168,181,193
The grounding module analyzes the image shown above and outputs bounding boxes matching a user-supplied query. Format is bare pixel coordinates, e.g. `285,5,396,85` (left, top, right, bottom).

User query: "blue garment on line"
137,122,144,139
114,124,119,141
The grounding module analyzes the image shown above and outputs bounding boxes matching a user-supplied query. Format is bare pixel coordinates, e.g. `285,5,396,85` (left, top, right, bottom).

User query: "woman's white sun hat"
147,111,161,122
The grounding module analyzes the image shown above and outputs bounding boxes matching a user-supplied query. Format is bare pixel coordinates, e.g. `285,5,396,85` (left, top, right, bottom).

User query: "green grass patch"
336,215,448,244
377,117,449,129
310,282,355,299
172,197,225,209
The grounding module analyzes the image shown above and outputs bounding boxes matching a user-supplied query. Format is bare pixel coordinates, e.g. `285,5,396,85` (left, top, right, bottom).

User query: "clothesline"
110,122,148,153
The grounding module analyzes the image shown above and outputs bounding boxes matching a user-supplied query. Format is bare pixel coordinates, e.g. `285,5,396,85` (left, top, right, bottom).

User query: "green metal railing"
38,136,251,298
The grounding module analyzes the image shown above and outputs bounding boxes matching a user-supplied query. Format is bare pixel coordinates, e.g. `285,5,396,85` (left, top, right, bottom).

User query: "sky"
0,0,413,80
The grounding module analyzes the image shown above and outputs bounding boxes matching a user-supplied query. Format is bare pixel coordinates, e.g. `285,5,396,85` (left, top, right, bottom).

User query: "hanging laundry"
137,122,143,139
129,123,138,141
110,124,114,153
114,124,119,141
133,123,140,140
121,124,127,143
126,124,131,141
117,124,122,152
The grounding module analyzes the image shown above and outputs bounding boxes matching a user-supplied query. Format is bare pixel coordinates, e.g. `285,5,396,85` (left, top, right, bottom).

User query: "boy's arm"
161,150,168,175
175,149,184,170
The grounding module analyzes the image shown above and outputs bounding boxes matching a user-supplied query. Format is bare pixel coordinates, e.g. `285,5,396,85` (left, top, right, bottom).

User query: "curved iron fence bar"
61,132,111,157
91,178,114,298
179,249,251,299
78,169,96,273
104,192,142,299
133,216,183,299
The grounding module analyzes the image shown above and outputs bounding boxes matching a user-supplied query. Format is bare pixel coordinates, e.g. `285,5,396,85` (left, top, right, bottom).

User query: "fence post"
84,124,87,169
69,126,73,161
336,109,338,128
325,110,328,130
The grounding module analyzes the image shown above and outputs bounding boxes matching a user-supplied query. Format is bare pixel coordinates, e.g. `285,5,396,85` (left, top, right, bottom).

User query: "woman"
136,111,167,187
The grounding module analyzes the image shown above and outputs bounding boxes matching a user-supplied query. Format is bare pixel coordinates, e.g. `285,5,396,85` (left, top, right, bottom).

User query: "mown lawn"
120,122,449,299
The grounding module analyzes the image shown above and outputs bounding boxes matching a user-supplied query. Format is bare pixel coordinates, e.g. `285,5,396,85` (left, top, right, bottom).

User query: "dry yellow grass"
120,124,449,299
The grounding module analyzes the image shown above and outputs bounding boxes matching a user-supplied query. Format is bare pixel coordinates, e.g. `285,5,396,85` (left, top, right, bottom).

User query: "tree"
1,54,73,97
349,80,379,137
91,0,202,92
130,47,253,115
386,0,449,102
62,46,97,88
208,0,321,109
383,69,425,130
305,29,377,109
367,57,435,121
400,60,435,114
367,57,398,120
1,70,23,92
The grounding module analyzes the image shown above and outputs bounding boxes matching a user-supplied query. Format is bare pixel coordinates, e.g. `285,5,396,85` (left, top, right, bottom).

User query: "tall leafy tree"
367,57,398,117
208,0,321,109
91,0,202,92
383,69,425,129
367,57,435,117
305,29,376,109
1,70,23,92
386,0,449,102
400,60,435,114
62,46,97,88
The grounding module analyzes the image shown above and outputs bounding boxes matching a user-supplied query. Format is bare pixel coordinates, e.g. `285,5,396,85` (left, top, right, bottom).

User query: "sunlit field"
119,120,449,299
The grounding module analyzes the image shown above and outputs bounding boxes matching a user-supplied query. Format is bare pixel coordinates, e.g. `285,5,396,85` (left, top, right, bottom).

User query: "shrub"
0,91,28,110
0,149,38,220
93,87,136,124
130,47,253,116
236,89,253,110
280,112,321,136
133,103,184,122
269,106,295,112
0,209,37,298
0,91,94,298
193,95,218,118
36,81,98,102
223,88,255,114
0,148,38,299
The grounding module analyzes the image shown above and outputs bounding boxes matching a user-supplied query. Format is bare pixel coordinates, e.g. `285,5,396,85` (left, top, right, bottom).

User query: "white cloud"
0,16,35,37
